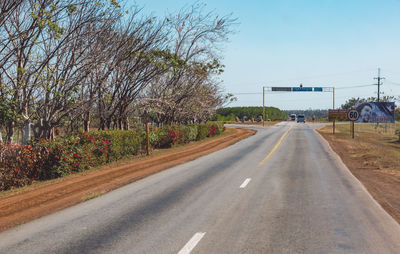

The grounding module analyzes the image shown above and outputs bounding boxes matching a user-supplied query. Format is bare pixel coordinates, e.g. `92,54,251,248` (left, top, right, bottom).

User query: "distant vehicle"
290,114,296,121
297,114,305,123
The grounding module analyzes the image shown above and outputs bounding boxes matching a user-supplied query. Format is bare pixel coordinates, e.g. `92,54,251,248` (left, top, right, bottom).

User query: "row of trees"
0,0,236,142
215,106,288,121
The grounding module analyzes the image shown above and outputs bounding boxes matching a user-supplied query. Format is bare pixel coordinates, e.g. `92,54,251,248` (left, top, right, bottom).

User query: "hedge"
0,122,224,191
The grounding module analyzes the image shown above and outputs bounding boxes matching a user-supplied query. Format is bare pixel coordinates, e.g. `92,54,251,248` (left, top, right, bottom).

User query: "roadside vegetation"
318,122,400,223
213,106,287,122
0,122,224,191
0,0,236,143
0,1,238,190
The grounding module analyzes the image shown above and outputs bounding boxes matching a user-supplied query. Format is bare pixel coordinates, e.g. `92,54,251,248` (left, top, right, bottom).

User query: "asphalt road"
1,122,400,254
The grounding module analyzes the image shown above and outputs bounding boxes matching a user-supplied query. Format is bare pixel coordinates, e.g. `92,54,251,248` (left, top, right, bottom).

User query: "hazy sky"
129,0,400,110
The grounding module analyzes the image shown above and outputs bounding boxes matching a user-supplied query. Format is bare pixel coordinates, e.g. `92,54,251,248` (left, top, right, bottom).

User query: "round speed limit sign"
348,109,359,121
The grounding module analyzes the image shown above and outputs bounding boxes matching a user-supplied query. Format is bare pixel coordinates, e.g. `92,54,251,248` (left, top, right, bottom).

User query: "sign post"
347,109,359,139
333,87,335,135
145,116,150,155
262,86,265,127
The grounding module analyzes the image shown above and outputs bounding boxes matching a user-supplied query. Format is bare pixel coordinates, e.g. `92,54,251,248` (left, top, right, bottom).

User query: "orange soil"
318,129,400,224
0,128,256,232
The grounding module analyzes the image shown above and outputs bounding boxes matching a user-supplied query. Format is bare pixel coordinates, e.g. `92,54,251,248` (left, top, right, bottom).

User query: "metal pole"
145,116,150,156
352,121,355,139
263,86,265,127
333,87,335,135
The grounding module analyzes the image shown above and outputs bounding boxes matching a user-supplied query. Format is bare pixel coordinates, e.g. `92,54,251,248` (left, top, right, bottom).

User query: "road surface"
1,122,399,253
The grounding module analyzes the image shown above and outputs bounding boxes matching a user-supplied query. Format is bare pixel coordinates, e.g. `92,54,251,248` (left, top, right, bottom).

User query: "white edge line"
177,232,206,254
240,178,251,188
313,129,400,227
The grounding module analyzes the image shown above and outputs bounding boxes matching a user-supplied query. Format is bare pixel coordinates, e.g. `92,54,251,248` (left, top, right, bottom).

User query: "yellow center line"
258,123,294,166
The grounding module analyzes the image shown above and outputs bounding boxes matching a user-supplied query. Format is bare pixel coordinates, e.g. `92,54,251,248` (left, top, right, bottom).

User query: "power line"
335,84,375,90
228,84,375,95
263,68,376,83
385,80,400,86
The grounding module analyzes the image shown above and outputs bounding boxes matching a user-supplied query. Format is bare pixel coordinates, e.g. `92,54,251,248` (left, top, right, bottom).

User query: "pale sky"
129,0,400,110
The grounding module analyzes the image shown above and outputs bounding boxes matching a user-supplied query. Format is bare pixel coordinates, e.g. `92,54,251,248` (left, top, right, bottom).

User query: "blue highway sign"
292,87,313,92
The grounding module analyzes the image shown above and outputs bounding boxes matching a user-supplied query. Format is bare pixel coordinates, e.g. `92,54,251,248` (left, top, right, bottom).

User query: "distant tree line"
0,0,236,142
214,106,288,121
284,110,328,120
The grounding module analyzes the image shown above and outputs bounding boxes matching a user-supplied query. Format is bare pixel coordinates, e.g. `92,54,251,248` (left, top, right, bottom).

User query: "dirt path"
0,128,255,232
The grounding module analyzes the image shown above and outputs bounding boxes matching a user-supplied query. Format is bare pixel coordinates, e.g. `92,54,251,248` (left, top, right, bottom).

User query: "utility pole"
262,86,265,127
374,68,385,102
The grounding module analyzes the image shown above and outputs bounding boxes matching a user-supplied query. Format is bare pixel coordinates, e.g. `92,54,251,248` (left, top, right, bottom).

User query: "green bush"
197,125,209,140
186,125,199,142
0,122,225,190
90,130,144,161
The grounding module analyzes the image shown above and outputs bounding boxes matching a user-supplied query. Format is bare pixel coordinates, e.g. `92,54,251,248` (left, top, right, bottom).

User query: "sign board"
328,109,348,121
271,87,292,92
354,102,395,123
347,109,359,121
292,87,313,92
269,86,330,92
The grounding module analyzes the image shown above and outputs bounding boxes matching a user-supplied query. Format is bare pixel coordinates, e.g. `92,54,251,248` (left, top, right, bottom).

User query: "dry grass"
318,122,400,175
318,122,400,223
82,191,107,201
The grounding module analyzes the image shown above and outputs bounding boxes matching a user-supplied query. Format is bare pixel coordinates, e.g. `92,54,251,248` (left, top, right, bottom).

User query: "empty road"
1,122,400,253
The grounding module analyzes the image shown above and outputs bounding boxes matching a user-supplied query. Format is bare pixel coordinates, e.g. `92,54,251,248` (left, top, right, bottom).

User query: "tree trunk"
50,127,55,140
6,120,15,143
106,118,111,130
117,118,123,130
83,112,91,132
22,121,32,144
69,119,74,133
99,117,105,130
123,116,129,130
38,119,52,140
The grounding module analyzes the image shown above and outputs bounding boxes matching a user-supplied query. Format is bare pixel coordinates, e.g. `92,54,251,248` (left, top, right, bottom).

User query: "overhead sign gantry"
262,85,335,132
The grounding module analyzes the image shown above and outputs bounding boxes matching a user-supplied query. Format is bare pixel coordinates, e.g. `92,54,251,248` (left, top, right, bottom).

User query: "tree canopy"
215,106,288,121
0,0,236,141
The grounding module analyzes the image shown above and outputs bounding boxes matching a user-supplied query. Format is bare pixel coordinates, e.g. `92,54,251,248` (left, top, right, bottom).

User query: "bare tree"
142,3,236,124
0,0,122,140
0,1,236,141
94,13,170,130
0,0,23,27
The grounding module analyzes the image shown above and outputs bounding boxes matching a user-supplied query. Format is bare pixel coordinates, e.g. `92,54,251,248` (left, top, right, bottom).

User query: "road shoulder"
315,128,400,225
